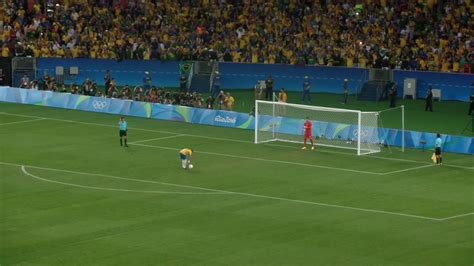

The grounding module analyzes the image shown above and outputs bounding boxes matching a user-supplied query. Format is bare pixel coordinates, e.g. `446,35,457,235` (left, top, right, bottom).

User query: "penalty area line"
20,166,228,195
0,161,223,193
128,134,186,144
131,142,385,176
0,118,45,126
381,164,435,175
0,161,443,221
438,212,474,221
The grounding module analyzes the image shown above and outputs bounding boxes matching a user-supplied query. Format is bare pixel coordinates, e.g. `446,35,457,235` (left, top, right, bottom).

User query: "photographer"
43,71,51,90
20,74,30,88
90,82,98,96
217,90,226,110
82,79,92,95
206,96,215,109
134,86,143,101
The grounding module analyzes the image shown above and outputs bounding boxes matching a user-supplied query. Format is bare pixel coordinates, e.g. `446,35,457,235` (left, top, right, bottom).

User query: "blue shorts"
179,153,187,160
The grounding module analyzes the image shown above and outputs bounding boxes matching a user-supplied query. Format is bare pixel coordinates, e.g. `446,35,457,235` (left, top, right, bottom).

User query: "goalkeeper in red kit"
302,117,315,150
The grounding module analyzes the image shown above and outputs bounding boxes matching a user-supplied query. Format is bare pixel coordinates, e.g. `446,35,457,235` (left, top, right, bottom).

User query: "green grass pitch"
0,102,473,265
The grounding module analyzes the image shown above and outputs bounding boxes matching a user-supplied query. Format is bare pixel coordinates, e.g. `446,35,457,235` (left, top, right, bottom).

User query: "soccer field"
1,102,473,265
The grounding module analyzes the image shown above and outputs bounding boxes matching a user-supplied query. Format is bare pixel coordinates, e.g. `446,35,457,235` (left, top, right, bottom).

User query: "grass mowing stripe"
131,142,385,175
1,111,472,170
0,161,444,221
20,166,228,195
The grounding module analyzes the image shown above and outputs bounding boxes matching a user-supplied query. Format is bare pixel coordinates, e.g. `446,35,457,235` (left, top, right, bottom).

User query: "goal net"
377,106,405,152
254,100,382,155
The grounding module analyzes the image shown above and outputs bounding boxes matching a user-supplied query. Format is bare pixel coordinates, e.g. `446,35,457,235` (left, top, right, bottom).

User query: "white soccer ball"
188,164,194,169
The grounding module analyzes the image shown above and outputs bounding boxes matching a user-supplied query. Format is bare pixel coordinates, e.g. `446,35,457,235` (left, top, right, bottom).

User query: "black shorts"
435,147,441,155
119,130,127,137
179,153,187,160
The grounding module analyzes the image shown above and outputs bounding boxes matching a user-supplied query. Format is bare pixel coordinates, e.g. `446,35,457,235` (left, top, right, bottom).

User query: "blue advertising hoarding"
1,87,472,154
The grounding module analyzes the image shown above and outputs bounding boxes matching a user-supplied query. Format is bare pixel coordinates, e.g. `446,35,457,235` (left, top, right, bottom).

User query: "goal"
254,100,385,155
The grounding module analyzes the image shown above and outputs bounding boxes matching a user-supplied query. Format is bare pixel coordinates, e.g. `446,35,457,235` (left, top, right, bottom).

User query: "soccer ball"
188,164,194,169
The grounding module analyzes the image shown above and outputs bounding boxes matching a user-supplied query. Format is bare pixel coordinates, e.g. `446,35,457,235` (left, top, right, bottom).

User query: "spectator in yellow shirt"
224,93,235,111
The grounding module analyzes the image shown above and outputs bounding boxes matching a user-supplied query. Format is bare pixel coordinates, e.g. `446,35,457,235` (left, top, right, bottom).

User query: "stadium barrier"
1,87,472,155
36,59,473,101
393,70,473,101
37,58,181,88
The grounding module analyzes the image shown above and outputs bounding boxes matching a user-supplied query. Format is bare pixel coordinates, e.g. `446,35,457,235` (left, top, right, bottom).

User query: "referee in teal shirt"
119,117,128,147
434,133,442,165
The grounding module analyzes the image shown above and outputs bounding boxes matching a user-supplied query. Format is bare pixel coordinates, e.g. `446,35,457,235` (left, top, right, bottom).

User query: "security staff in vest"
265,75,274,100
425,86,433,112
302,76,311,103
389,84,397,108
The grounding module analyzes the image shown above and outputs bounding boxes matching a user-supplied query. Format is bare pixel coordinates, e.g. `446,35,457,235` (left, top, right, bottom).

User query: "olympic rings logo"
92,100,108,110
352,129,369,138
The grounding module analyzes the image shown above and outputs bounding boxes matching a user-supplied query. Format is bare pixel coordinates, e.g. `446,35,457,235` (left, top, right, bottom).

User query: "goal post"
254,100,383,155
377,105,405,153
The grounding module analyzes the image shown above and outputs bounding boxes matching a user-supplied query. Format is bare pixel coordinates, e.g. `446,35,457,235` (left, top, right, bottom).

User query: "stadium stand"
1,0,472,73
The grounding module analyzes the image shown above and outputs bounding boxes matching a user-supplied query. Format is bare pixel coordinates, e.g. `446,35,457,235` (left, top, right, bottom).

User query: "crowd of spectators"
2,0,473,73
20,71,236,111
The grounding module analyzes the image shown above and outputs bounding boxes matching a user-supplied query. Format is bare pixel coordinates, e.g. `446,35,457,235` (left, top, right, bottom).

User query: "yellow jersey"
225,96,235,106
180,148,193,156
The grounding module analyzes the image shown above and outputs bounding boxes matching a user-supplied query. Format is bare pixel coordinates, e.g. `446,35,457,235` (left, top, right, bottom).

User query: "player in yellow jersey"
179,148,193,169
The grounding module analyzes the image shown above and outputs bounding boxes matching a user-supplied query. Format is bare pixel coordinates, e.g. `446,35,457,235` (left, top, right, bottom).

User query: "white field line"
129,134,185,144
0,118,45,126
0,161,444,221
1,111,473,170
0,112,180,134
131,138,440,176
381,164,436,175
20,166,226,195
0,161,221,193
438,212,474,221
131,142,385,176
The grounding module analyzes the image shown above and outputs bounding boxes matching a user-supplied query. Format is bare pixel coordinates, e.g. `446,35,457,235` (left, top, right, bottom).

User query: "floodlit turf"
0,102,473,265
